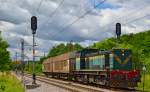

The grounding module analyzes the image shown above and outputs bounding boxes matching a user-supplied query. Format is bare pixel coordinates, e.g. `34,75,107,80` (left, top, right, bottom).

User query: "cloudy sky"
0,0,150,61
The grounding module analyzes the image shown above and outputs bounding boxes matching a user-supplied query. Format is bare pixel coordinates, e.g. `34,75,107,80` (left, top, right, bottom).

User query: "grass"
0,72,25,92
137,74,150,92
137,57,150,92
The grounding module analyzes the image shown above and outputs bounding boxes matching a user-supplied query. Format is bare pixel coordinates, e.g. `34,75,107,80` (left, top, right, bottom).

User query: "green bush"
0,73,25,92
137,74,150,92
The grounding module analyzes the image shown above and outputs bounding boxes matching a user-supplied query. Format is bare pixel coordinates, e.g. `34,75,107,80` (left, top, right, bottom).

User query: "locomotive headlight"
121,49,125,56
122,53,125,56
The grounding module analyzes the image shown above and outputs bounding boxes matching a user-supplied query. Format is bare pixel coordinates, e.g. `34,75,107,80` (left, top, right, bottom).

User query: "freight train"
43,49,141,88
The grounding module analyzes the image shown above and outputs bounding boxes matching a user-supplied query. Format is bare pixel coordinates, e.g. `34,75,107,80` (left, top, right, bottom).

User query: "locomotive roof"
85,50,111,57
76,48,99,53
84,49,131,57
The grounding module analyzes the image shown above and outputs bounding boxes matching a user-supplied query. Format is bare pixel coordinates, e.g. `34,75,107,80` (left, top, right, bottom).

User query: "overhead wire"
46,1,149,41
25,0,45,50
31,0,150,55
34,0,150,43
46,0,106,41
26,0,45,34
123,14,150,25
36,0,45,15
40,0,65,28
21,0,150,57
61,0,106,31
81,5,150,40
15,0,45,60
46,0,65,22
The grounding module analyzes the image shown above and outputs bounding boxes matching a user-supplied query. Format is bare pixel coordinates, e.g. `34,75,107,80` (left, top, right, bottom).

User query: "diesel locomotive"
43,49,141,88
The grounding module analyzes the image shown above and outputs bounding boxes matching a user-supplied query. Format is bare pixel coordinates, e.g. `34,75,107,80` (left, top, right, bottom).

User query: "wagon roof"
43,52,71,63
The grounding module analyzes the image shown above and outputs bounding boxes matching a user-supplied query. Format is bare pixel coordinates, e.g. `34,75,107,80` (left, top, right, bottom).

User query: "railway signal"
31,16,37,34
31,16,37,85
116,23,121,39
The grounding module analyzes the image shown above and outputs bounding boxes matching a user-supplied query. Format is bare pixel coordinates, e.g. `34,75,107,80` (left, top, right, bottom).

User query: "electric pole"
44,52,46,57
69,40,74,51
21,39,25,83
15,52,18,62
15,52,18,73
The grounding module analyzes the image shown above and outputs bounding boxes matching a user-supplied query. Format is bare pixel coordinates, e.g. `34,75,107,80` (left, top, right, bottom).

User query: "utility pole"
44,52,46,57
15,52,18,62
69,40,74,51
21,39,25,83
15,52,18,73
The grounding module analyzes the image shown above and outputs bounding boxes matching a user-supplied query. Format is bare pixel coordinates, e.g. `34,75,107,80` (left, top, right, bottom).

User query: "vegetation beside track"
0,32,25,92
0,72,25,92
137,74,150,91
24,61,42,75
0,32,12,72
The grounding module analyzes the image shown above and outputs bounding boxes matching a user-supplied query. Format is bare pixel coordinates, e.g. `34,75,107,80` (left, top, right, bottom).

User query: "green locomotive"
43,49,141,88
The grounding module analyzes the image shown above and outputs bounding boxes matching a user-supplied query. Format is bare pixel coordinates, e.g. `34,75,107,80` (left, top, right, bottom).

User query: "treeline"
48,43,83,57
39,43,83,63
0,32,11,72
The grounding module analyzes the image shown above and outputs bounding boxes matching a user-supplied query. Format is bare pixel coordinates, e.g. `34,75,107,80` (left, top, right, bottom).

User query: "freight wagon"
43,52,71,78
43,49,141,88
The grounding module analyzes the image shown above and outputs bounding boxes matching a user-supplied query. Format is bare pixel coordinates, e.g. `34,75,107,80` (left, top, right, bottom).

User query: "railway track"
25,73,140,92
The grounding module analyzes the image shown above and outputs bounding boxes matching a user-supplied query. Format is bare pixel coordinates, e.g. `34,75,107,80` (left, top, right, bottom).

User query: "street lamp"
31,16,37,85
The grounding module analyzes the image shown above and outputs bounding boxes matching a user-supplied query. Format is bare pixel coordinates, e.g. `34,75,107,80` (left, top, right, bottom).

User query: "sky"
0,0,150,61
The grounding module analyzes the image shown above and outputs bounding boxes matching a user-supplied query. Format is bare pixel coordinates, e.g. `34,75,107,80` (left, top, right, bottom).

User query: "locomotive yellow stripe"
114,54,122,64
122,55,131,65
114,54,131,65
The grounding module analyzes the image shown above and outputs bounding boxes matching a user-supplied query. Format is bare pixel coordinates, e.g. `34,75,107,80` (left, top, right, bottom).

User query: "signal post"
31,16,37,85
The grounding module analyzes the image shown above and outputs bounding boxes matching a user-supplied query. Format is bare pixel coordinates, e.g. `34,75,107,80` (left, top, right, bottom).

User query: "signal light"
31,16,37,34
116,23,121,39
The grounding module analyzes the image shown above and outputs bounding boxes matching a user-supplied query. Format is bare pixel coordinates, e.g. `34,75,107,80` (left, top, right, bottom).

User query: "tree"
0,32,11,72
47,43,83,57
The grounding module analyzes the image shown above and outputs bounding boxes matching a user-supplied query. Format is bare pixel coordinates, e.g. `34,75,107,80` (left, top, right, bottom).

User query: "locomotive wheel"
105,80,110,88
83,75,89,84
68,75,72,81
